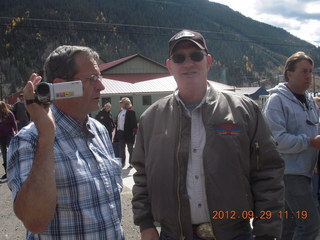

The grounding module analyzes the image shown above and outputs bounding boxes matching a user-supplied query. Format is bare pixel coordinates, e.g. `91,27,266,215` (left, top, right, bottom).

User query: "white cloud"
291,19,320,46
209,0,319,46
305,2,320,14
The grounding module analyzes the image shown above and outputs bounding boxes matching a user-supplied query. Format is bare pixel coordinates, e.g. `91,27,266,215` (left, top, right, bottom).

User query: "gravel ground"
0,165,25,240
0,158,141,239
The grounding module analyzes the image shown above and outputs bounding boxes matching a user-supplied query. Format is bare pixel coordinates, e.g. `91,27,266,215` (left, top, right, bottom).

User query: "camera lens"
36,82,51,103
36,83,50,95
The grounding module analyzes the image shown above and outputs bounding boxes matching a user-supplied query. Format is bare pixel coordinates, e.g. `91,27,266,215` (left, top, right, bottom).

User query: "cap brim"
170,39,205,55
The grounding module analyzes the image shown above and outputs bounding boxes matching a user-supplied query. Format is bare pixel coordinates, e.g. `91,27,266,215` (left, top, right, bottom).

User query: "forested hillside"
0,0,319,97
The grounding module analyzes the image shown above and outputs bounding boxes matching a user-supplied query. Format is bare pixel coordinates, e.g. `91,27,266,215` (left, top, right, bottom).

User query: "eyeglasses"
170,51,206,64
70,75,103,85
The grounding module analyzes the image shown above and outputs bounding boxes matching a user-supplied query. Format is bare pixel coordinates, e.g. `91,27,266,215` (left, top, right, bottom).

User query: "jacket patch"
153,132,163,137
214,123,242,136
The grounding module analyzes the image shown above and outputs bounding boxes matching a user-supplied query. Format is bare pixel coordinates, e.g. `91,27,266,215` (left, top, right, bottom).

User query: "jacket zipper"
201,107,215,239
176,106,185,240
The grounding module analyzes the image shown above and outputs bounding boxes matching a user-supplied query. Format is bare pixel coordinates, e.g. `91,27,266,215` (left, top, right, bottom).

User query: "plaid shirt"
7,104,124,240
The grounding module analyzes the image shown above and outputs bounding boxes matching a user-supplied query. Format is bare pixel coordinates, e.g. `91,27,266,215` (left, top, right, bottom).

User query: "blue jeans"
117,130,134,166
312,173,320,213
160,230,253,240
0,136,12,173
281,175,320,240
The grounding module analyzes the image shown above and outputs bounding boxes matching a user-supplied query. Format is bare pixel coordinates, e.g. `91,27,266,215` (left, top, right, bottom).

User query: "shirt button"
195,175,199,180
193,149,197,153
198,203,202,208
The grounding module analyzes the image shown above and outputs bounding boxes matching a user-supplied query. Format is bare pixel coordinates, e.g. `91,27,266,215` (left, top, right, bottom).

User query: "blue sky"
210,0,320,47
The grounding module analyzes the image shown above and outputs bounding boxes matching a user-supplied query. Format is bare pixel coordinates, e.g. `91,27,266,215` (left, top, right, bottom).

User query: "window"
142,95,151,106
102,97,111,106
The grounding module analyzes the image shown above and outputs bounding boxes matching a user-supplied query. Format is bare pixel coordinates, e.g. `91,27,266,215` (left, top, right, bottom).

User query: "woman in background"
0,101,18,180
116,97,137,168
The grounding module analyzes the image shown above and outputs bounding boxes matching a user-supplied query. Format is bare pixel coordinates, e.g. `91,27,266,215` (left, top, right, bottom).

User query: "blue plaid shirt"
7,104,124,240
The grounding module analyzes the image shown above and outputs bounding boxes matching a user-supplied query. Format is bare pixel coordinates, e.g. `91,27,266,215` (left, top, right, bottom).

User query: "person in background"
132,29,284,240
116,97,137,168
0,101,17,180
12,93,30,130
264,51,320,239
95,102,115,139
6,45,124,239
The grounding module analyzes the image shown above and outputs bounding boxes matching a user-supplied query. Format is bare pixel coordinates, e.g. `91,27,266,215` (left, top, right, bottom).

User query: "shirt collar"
51,104,94,138
174,85,209,112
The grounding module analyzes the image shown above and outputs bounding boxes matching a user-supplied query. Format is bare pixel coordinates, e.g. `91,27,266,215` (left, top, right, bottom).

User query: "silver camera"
35,80,83,103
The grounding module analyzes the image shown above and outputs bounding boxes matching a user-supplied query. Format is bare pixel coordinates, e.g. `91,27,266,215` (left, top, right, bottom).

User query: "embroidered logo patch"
213,123,241,136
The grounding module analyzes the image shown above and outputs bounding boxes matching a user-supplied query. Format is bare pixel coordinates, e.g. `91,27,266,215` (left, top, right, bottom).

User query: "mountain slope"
0,0,319,96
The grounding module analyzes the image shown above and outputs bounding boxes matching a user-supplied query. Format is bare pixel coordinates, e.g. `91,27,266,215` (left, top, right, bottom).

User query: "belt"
192,223,215,240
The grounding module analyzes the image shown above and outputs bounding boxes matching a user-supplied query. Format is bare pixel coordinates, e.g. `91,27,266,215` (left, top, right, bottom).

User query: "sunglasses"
170,51,206,64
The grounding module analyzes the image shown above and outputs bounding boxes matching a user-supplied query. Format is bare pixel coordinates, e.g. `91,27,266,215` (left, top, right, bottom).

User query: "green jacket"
132,84,284,240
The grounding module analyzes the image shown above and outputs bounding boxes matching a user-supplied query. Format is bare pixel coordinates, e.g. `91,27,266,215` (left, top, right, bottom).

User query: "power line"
0,16,314,48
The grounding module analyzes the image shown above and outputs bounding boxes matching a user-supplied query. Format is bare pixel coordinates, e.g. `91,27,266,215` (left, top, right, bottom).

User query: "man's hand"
310,135,320,149
23,73,55,138
141,228,159,240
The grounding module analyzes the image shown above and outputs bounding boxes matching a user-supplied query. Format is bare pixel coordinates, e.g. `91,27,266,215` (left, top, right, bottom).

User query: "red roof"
99,54,167,72
99,53,169,83
99,55,137,71
99,53,167,72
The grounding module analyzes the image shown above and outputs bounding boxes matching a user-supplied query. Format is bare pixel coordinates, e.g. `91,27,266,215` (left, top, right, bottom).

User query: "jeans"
312,173,320,213
160,230,253,240
281,175,320,240
117,130,134,166
0,136,12,173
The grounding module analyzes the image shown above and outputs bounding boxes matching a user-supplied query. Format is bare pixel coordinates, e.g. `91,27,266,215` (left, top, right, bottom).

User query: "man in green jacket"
132,29,284,240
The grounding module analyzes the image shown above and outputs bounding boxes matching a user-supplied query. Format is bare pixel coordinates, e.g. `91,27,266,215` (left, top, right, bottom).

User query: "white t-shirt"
117,109,127,131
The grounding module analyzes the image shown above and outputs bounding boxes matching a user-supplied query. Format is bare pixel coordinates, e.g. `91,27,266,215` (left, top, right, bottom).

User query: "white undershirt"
175,90,210,224
117,109,127,131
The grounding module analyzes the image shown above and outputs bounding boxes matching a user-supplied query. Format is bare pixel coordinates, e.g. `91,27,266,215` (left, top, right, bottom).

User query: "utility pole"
313,71,315,96
314,70,319,96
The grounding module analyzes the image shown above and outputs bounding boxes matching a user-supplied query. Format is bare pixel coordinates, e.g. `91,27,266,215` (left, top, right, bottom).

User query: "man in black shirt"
95,102,115,139
12,93,30,130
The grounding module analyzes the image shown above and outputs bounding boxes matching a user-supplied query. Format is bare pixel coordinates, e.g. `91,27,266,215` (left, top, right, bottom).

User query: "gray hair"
43,45,99,83
104,102,111,108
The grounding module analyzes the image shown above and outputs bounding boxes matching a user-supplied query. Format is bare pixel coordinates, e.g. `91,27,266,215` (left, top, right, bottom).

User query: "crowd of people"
0,92,29,180
0,30,319,240
94,97,137,168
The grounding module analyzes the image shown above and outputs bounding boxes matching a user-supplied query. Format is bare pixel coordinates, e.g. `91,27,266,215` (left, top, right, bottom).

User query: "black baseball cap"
168,29,208,56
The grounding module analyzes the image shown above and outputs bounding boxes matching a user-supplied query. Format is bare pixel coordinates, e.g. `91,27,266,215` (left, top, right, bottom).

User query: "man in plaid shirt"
7,45,124,239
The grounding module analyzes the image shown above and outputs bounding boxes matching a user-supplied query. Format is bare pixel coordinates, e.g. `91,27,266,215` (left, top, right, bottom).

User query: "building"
99,76,235,118
7,54,269,119
99,53,170,83
235,86,270,109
